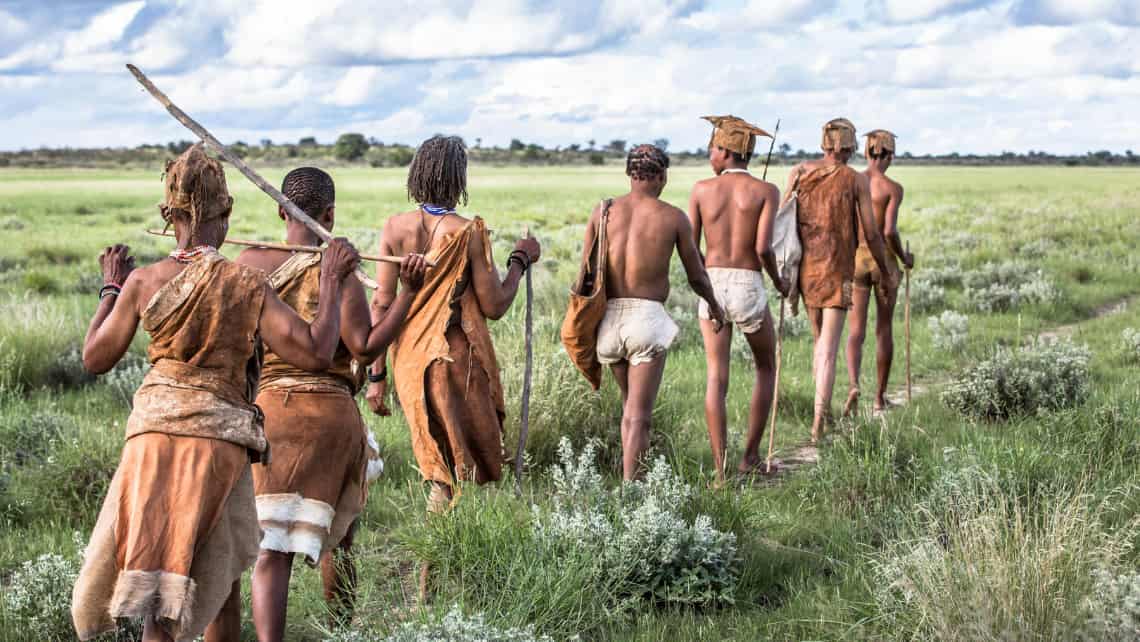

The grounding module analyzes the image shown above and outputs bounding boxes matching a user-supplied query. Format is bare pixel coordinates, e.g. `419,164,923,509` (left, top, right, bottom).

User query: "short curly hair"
626,144,670,181
281,167,335,218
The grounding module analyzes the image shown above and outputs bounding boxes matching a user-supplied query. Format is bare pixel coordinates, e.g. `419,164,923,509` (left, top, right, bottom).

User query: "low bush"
962,261,1059,313
1122,328,1140,361
927,311,968,352
324,606,553,642
1,551,79,639
941,340,1090,420
909,276,947,313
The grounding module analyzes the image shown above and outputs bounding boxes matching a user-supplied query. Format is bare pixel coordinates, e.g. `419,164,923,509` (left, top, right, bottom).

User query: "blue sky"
0,0,1137,154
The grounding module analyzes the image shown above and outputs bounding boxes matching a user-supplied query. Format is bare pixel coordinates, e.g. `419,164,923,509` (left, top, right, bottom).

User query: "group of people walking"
69,115,910,641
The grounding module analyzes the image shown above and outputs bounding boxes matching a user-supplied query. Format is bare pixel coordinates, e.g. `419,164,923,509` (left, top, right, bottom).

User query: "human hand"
514,236,541,264
775,276,791,299
710,302,727,333
365,380,391,416
902,250,915,271
399,254,428,292
322,237,361,282
99,244,135,287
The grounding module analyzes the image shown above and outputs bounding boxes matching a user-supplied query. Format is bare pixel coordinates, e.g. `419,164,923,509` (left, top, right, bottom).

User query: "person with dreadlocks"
234,167,426,640
689,116,789,484
784,119,896,443
366,135,540,517
844,130,914,416
71,145,361,642
581,144,725,481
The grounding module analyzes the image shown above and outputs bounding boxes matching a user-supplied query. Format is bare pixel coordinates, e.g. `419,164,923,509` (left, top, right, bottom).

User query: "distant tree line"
0,134,1136,169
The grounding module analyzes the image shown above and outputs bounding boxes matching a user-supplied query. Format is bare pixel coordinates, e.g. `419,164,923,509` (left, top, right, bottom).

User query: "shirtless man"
581,144,725,481
235,167,426,641
845,130,914,416
689,115,789,483
785,119,895,442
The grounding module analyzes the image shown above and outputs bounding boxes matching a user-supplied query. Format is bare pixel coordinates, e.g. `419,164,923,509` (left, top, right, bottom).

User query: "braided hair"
406,135,468,209
626,144,670,181
281,167,335,218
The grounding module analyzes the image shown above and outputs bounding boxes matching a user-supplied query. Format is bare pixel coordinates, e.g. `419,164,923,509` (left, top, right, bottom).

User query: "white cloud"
878,0,982,23
324,67,384,107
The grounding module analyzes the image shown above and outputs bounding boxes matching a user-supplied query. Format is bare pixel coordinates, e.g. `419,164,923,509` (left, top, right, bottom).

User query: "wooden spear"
514,226,534,497
145,229,435,268
125,64,377,289
904,241,913,403
766,248,788,474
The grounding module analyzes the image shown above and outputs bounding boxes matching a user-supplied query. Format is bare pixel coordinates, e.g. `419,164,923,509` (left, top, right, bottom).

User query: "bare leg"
252,550,293,642
204,580,242,642
740,308,777,472
321,520,358,627
142,617,174,642
699,318,732,485
845,286,872,417
873,286,899,411
811,308,846,443
610,361,630,406
621,354,667,481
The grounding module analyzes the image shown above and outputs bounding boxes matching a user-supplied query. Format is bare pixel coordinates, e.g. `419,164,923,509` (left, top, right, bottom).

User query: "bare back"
860,171,903,246
690,173,779,271
592,194,688,302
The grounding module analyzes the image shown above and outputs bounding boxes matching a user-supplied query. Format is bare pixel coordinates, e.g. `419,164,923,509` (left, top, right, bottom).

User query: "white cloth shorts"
699,267,769,334
596,298,679,366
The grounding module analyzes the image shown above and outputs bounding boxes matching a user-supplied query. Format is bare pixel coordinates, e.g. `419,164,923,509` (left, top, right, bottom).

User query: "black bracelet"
507,251,530,273
368,367,387,383
99,285,121,300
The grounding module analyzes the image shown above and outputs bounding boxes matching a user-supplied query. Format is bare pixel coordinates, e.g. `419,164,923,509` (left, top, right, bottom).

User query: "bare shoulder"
661,200,690,229
233,247,279,271
888,175,904,197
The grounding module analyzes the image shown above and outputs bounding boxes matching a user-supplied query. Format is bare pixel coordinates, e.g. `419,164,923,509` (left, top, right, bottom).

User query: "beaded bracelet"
507,251,531,273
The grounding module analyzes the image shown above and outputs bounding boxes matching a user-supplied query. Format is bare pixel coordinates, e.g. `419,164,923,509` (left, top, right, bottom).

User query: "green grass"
1,165,1139,640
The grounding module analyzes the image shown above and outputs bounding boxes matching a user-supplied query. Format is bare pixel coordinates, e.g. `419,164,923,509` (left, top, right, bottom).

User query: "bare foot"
872,397,897,415
738,459,780,477
843,388,860,417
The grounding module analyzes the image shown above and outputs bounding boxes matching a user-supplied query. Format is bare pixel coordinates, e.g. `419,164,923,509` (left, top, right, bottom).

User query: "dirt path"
750,293,1138,484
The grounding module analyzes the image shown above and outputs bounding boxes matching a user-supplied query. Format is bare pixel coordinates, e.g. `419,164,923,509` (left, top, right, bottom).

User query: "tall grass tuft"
872,472,1140,641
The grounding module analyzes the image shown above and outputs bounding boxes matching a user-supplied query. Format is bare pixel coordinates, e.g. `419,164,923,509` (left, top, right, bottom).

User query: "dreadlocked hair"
406,135,468,209
282,167,335,218
626,144,670,181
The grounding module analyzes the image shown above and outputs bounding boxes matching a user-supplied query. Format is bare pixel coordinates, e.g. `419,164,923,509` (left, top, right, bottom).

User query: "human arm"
754,183,789,297
259,238,360,372
882,183,913,269
344,254,426,363
687,188,705,263
469,226,540,321
82,244,141,374
856,175,897,294
675,211,725,331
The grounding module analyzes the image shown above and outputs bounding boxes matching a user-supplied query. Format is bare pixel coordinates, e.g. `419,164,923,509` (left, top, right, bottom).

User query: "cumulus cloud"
0,0,1137,154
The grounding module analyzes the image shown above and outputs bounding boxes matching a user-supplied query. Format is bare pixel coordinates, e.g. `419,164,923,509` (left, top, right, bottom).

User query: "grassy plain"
0,165,1138,640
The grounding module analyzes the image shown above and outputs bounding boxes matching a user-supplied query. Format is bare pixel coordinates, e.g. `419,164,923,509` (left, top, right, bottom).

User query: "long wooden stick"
904,241,912,403
145,229,433,267
126,64,376,289
762,119,781,181
515,227,534,496
766,296,785,474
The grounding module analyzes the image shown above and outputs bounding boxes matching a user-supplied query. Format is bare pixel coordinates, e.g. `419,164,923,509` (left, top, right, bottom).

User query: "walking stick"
145,229,435,267
126,64,377,289
762,119,781,181
514,227,534,496
904,241,912,403
766,296,785,474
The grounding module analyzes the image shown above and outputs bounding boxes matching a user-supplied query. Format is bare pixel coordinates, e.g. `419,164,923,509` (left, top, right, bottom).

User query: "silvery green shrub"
1122,328,1140,361
941,341,1090,420
1082,567,1140,641
963,262,1059,312
101,354,148,409
534,438,738,607
2,552,78,638
910,276,947,313
928,311,969,352
323,606,554,642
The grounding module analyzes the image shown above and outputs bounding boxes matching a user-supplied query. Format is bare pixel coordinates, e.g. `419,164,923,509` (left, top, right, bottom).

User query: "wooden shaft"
145,229,433,268
766,297,785,474
515,226,534,496
905,241,912,403
762,118,781,181
126,64,374,288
